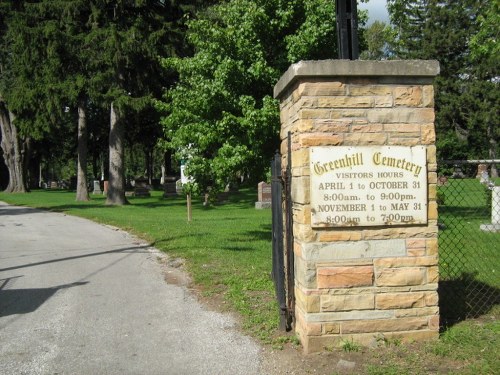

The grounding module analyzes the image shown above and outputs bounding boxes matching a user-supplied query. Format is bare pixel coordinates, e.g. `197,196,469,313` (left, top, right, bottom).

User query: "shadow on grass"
439,272,500,330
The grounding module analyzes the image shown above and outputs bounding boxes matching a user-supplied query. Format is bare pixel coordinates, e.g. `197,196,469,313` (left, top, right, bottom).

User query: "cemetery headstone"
103,180,108,195
163,176,178,197
92,180,102,194
477,164,488,180
255,181,272,209
480,186,500,233
134,177,151,197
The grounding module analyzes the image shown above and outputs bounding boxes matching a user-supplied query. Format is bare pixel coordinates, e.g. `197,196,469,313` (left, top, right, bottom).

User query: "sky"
358,0,390,25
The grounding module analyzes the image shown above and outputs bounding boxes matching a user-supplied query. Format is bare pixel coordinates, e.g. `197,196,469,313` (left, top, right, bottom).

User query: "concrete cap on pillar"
274,59,440,99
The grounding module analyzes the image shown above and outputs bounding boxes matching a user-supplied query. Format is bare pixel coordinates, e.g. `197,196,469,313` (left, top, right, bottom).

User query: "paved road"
0,202,263,375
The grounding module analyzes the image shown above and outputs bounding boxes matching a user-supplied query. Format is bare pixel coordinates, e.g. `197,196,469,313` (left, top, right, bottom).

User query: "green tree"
387,0,499,166
359,20,394,60
158,0,338,198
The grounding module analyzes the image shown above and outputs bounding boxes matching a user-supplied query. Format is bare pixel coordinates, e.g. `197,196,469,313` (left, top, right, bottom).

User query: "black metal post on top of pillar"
336,0,359,60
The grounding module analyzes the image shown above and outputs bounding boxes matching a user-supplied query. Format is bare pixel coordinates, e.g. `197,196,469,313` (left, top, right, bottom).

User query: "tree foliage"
158,0,338,196
387,0,499,166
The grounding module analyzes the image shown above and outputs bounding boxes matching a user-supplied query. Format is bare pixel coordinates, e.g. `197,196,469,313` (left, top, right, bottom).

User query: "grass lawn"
1,185,499,374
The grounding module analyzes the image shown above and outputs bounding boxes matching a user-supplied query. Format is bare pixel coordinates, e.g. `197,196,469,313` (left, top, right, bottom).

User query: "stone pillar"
274,60,440,353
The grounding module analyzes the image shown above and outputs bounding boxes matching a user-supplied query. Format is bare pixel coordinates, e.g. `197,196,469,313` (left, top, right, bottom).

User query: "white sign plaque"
310,146,427,227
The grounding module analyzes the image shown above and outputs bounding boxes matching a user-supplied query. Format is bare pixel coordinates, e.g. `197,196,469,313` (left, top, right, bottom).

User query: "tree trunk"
0,100,27,193
106,102,127,205
488,122,498,178
76,100,89,201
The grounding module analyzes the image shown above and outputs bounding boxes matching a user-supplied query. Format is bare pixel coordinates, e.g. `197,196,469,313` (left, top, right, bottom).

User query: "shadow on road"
0,279,89,317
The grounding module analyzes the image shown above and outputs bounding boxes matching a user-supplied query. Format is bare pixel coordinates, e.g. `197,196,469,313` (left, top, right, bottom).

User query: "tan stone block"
294,223,317,242
428,172,437,184
427,266,439,283
339,109,367,118
407,239,426,249
426,238,438,256
295,119,314,133
408,248,426,257
317,266,374,289
374,256,438,267
299,109,332,119
395,307,439,318
424,291,439,306
341,317,428,334
374,96,393,107
344,133,387,145
422,85,435,107
291,148,309,168
428,201,438,220
384,123,421,133
306,322,322,336
323,323,340,335
376,292,425,309
351,124,384,133
297,81,346,97
293,205,311,225
295,257,317,288
362,226,437,240
426,145,436,163
318,231,362,242
367,108,435,123
394,86,423,107
321,294,375,312
350,85,392,96
294,241,303,258
317,96,374,108
387,137,421,146
298,133,343,147
428,315,440,330
313,119,351,133
421,123,436,144
301,335,342,354
376,268,426,286
291,176,309,204
429,184,437,200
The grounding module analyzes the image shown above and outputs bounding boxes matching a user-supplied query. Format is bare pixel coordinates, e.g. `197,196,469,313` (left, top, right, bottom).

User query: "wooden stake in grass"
187,193,192,222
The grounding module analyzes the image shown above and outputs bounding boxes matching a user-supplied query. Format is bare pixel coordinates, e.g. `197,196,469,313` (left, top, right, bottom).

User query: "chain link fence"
437,160,500,325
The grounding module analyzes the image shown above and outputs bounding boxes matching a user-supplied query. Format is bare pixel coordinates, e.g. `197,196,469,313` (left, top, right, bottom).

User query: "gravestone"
480,186,500,233
274,60,440,353
163,176,178,197
476,164,488,180
103,180,108,195
255,181,272,209
92,180,102,194
134,177,151,197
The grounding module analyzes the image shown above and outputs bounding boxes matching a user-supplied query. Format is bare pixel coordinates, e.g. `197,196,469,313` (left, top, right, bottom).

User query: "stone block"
376,268,426,286
318,231,362,242
341,317,428,334
291,176,310,204
323,323,340,334
344,132,387,145
424,291,439,306
426,238,438,256
427,266,439,283
298,133,343,147
384,123,421,133
317,266,374,288
367,108,435,123
305,309,393,323
299,109,332,119
428,201,438,220
295,257,317,288
313,119,351,133
291,148,309,168
373,256,438,268
349,85,392,96
317,96,374,108
395,306,439,318
302,239,406,262
376,292,425,309
422,85,435,107
394,86,423,107
351,124,384,133
297,81,346,97
428,315,440,330
293,223,317,242
321,294,375,312
421,123,436,144
374,96,393,107
295,287,321,313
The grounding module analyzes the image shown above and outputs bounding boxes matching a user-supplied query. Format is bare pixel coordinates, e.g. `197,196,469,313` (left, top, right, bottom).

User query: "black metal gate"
271,133,294,331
